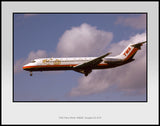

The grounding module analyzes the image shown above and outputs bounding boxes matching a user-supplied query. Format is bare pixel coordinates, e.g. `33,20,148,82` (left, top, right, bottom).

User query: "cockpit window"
31,60,36,63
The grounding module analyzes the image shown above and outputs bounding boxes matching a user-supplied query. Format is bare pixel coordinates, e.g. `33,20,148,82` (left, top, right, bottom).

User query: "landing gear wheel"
84,70,92,77
85,73,88,77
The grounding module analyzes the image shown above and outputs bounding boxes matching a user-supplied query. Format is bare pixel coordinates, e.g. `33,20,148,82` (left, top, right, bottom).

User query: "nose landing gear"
29,71,32,76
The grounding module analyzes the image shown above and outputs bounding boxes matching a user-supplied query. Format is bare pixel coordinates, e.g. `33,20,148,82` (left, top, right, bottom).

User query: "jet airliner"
23,41,146,76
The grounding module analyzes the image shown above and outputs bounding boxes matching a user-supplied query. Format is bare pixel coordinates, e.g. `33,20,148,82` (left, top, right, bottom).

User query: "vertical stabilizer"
119,41,146,61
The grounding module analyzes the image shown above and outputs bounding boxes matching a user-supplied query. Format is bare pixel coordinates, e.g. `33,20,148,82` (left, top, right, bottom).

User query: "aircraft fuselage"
22,41,146,76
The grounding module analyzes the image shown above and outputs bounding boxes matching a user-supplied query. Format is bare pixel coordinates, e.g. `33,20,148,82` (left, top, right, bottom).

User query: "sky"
14,13,147,101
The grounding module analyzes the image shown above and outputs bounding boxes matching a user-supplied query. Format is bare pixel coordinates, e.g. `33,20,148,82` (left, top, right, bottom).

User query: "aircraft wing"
73,52,111,76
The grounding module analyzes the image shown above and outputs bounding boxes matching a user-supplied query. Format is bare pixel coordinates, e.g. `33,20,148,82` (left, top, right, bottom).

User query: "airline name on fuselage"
42,58,61,65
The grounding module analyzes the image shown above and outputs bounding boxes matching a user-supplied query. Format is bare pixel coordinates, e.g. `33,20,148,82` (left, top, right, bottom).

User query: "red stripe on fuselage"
23,63,109,71
23,64,76,69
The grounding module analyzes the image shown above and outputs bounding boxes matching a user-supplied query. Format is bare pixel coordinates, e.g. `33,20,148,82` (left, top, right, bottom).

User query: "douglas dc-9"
23,41,146,76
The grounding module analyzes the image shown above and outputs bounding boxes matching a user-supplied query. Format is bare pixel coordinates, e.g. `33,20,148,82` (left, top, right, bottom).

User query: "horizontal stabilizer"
131,41,147,49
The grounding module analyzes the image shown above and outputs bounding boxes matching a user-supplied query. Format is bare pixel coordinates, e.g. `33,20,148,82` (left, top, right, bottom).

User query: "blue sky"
14,13,146,101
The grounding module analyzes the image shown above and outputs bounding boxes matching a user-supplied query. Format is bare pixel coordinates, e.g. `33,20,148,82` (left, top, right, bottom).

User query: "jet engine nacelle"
103,58,123,64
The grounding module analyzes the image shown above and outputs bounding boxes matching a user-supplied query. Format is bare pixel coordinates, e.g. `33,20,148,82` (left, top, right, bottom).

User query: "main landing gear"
85,73,89,77
29,71,32,76
84,70,92,77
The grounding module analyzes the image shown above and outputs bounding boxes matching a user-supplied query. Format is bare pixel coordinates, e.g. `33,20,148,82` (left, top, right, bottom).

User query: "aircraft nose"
22,65,27,70
22,64,30,70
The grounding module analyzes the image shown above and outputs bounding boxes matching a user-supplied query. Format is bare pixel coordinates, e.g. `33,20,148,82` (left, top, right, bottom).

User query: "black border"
13,12,148,102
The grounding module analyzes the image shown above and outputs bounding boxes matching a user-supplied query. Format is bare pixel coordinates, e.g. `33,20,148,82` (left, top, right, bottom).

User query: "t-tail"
118,41,146,61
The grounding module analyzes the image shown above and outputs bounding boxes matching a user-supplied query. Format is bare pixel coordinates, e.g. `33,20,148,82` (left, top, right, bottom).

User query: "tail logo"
123,47,131,56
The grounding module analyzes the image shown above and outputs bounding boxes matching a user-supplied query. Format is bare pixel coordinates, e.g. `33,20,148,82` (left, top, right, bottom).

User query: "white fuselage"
23,56,115,71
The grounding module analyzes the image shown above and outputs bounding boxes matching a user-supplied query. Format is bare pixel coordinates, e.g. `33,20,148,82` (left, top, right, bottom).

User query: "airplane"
23,41,146,76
